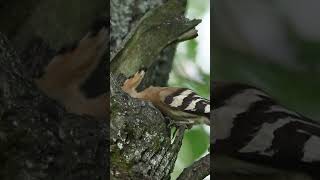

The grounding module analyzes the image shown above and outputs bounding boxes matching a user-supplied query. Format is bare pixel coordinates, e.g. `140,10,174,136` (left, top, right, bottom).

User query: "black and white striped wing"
213,82,320,176
163,88,210,119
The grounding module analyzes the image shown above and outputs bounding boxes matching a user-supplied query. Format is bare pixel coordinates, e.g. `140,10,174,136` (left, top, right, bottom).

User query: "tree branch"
177,154,210,180
110,0,201,77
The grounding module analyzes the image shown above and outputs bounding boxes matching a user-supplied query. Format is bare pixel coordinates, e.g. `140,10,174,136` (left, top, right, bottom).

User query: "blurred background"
169,0,210,179
214,0,320,122
168,0,320,178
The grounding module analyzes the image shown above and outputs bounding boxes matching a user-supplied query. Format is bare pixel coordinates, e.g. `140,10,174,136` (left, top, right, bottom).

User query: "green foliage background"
213,4,320,122
169,0,210,179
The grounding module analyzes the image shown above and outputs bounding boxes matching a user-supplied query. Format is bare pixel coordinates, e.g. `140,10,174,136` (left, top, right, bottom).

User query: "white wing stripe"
169,89,193,107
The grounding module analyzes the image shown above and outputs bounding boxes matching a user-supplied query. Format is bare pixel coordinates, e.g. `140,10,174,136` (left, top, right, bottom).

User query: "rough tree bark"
0,1,108,180
110,0,175,87
110,0,202,179
177,154,210,180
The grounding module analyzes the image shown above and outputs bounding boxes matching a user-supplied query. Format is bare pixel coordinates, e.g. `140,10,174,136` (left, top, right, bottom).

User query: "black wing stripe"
164,88,188,105
164,88,210,118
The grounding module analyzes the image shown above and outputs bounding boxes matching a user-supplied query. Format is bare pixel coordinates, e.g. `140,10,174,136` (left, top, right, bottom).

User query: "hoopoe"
34,18,108,119
213,81,320,179
121,69,210,127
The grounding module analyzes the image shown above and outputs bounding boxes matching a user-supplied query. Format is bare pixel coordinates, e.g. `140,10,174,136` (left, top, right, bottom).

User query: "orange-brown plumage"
34,21,108,119
122,70,210,126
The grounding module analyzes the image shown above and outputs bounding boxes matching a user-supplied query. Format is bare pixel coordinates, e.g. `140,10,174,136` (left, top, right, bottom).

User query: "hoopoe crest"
34,19,108,119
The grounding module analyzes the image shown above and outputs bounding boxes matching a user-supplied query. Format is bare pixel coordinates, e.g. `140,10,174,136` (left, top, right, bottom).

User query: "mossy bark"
110,0,201,179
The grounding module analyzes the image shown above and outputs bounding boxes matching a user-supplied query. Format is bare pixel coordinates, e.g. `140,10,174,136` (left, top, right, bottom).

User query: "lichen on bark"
110,0,201,179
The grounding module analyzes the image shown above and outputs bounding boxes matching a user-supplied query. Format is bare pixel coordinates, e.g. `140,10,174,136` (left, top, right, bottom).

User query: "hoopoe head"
121,69,146,98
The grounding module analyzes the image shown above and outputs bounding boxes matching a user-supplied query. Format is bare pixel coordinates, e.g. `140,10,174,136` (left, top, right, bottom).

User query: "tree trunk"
110,0,201,179
0,1,108,180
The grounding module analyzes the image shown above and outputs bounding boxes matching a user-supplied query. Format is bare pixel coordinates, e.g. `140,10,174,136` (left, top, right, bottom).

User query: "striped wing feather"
163,88,210,119
213,82,320,177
